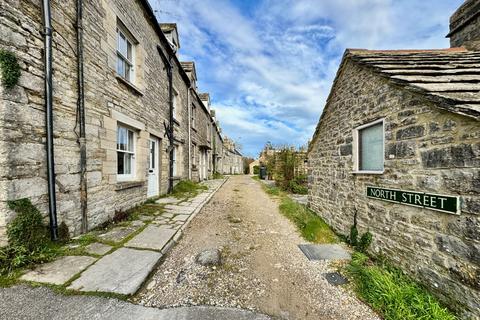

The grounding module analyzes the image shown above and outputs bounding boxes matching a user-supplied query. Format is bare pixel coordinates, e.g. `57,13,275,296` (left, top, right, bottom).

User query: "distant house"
249,160,260,175
307,1,479,318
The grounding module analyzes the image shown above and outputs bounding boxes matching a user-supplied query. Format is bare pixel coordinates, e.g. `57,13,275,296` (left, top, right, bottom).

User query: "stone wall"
0,0,191,242
189,93,211,181
449,0,480,50
308,60,480,318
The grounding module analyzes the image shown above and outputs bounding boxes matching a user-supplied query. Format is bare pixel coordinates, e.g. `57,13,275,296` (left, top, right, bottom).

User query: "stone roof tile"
347,48,480,120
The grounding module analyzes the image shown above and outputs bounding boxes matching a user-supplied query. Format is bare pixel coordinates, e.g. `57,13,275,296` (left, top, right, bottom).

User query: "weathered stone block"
386,141,416,158
339,144,352,156
421,144,477,168
396,125,425,140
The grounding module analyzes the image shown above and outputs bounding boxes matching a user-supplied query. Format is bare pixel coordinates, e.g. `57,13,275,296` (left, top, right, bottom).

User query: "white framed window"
116,25,135,82
117,125,136,180
353,119,384,174
191,104,196,129
173,89,179,120
172,145,177,176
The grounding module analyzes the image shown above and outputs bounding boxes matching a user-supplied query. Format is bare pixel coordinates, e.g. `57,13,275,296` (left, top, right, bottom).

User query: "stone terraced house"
308,1,480,318
0,0,239,244
222,136,243,174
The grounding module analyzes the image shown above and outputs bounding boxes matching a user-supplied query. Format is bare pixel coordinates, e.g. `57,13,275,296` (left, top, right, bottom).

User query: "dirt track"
134,175,379,320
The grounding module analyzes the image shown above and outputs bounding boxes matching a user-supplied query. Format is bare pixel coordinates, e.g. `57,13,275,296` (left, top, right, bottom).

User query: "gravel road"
134,175,380,320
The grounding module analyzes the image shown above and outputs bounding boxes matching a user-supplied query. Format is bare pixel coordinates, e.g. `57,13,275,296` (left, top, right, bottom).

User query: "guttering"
42,0,58,241
76,0,88,233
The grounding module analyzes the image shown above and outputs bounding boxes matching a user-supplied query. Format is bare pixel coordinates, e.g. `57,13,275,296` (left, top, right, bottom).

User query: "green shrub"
0,199,65,279
347,252,457,320
357,231,373,253
172,180,208,198
288,180,308,194
279,196,337,243
253,166,260,174
348,224,358,246
6,199,49,251
213,172,224,179
0,50,21,89
57,222,70,242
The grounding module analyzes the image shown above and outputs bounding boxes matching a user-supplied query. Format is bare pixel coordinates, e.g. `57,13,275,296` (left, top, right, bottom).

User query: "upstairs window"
173,89,179,120
354,119,384,173
117,125,136,180
116,26,135,82
191,104,197,129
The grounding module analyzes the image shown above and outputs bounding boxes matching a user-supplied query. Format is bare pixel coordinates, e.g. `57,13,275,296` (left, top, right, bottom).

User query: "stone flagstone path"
20,179,226,296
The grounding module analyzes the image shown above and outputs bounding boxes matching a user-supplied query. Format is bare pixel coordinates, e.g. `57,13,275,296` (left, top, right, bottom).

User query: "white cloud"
150,0,463,157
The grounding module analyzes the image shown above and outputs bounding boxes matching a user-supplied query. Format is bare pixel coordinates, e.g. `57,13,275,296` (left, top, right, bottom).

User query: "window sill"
115,180,144,191
116,75,144,96
352,170,384,175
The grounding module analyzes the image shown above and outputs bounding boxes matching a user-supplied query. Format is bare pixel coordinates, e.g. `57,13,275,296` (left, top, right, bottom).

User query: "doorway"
147,137,159,197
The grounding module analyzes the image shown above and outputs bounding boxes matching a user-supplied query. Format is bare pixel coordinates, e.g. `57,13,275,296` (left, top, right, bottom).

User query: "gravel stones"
136,176,379,320
195,249,222,266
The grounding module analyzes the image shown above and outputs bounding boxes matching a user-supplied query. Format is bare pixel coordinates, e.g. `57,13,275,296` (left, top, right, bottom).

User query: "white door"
147,138,159,197
200,150,207,180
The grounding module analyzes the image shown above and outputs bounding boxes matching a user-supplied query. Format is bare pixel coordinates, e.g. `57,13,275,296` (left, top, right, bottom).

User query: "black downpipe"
167,57,174,193
156,46,174,193
42,0,58,241
76,0,88,233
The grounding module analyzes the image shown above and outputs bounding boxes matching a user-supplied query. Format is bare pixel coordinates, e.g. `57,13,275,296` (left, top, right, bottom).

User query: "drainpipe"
187,86,192,180
42,0,58,241
167,57,174,193
156,46,174,193
76,0,88,233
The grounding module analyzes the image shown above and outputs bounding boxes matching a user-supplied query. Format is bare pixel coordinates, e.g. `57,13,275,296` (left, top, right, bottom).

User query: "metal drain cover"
298,244,351,261
324,272,348,286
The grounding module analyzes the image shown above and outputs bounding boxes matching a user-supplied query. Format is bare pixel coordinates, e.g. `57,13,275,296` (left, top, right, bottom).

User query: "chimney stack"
447,0,480,50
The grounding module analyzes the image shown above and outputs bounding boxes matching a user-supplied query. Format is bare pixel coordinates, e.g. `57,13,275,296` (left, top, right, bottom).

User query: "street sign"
366,186,460,215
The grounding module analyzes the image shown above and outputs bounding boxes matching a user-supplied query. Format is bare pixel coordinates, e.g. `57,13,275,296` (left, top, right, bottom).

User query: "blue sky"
150,0,463,158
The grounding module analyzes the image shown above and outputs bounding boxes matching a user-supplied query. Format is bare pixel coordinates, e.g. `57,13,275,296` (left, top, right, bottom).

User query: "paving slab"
155,197,179,204
298,244,351,261
21,256,97,285
0,285,273,320
68,248,161,295
172,214,190,222
85,243,112,256
125,225,177,251
98,226,138,243
165,208,193,215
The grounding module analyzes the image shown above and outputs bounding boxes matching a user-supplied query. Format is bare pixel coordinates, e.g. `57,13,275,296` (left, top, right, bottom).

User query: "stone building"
211,109,225,175
222,137,243,174
0,0,233,243
307,1,480,318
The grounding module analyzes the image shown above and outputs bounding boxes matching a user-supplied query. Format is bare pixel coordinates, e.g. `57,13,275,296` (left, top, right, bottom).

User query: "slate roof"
159,23,177,32
198,93,210,101
180,61,195,72
347,48,480,120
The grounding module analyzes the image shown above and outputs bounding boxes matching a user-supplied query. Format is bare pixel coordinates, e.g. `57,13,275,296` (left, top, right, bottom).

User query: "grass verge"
346,252,457,320
259,181,337,244
171,180,208,199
